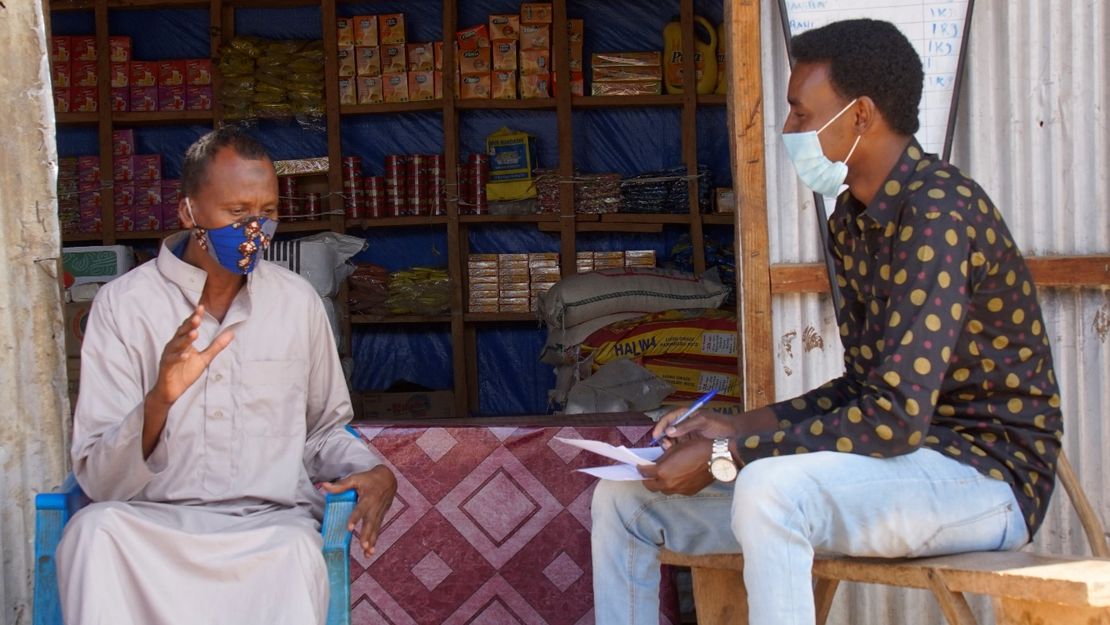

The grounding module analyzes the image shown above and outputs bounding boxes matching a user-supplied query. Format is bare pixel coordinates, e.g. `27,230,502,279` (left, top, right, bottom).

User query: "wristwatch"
708,438,739,482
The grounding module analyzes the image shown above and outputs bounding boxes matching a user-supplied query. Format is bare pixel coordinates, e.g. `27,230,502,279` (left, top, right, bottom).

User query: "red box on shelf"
109,36,131,63
134,182,162,206
186,86,213,111
78,202,102,234
77,157,100,183
161,180,182,205
78,176,100,193
408,71,434,101
112,129,135,157
114,204,135,233
51,62,71,88
185,59,212,85
113,156,134,182
72,87,98,112
130,86,158,112
72,36,97,62
51,36,71,63
456,24,490,51
133,155,162,182
161,203,182,230
158,85,186,111
111,63,129,88
114,184,135,208
72,62,98,87
53,88,70,113
133,203,161,231
158,61,186,86
111,88,129,112
130,62,158,87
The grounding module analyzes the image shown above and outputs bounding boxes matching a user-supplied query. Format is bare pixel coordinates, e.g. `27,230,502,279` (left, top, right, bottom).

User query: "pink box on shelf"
130,62,158,87
186,85,213,111
78,205,102,234
111,88,129,112
113,156,134,182
111,63,129,88
161,179,182,204
72,87,98,112
133,204,161,232
113,184,135,208
130,86,158,112
135,182,162,206
133,155,162,182
158,85,186,111
158,60,186,86
161,203,182,230
112,129,135,157
109,36,131,63
185,59,212,85
77,156,100,182
114,204,135,232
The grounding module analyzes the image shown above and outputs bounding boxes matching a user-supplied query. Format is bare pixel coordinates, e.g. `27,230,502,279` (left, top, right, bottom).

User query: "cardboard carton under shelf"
355,390,455,420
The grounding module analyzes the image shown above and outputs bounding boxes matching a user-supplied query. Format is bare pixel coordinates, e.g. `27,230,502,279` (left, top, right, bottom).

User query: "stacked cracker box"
575,250,657,272
517,3,551,99
338,13,438,105
467,254,500,312
528,253,561,312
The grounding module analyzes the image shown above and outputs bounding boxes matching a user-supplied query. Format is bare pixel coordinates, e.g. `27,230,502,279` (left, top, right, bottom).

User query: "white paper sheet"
554,437,664,481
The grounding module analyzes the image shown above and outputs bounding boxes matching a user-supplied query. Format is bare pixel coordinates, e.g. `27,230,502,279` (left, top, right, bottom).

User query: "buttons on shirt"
213,373,224,382
212,410,224,419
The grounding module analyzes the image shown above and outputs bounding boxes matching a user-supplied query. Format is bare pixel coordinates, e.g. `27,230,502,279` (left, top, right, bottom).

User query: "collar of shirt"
157,230,264,310
832,138,932,238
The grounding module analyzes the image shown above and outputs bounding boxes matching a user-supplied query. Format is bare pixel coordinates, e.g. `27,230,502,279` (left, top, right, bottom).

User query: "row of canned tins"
279,153,493,219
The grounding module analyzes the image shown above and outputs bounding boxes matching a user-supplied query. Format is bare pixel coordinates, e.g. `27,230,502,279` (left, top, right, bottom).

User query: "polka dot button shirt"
753,141,1062,536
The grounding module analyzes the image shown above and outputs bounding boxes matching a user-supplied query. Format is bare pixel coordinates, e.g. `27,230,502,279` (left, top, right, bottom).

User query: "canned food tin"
304,192,321,216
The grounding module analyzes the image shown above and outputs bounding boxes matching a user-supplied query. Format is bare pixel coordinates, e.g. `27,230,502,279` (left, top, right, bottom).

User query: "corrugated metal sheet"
760,1,1110,623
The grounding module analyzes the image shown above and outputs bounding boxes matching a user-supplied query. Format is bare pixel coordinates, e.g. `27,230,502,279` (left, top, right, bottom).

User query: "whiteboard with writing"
783,0,970,155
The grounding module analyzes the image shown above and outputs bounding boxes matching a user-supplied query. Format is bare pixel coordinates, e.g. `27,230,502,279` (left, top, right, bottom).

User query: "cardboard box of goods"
520,49,550,75
337,45,356,77
62,245,135,287
519,24,550,51
130,62,157,87
459,73,490,99
356,390,455,420
458,47,490,74
133,203,161,232
72,36,97,62
111,88,128,112
53,88,70,113
51,62,71,88
408,71,434,101
51,36,71,63
186,59,212,85
112,130,135,157
593,65,663,82
64,301,94,357
109,36,131,63
590,80,661,97
110,63,128,88
72,87,97,112
553,70,585,97
381,45,407,74
489,15,520,40
133,155,162,182
186,86,212,111
624,249,657,267
491,70,516,99
356,76,383,104
353,15,378,47
72,62,97,87
520,3,553,24
336,17,354,46
382,72,409,103
407,43,434,71
338,77,356,105
378,13,406,45
356,46,380,77
158,60,186,86
492,40,517,71
456,24,490,51
130,86,157,111
158,85,186,111
518,73,549,99
714,188,736,213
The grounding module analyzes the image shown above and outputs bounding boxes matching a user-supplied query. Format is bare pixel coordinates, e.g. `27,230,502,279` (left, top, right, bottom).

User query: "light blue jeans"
591,448,1028,625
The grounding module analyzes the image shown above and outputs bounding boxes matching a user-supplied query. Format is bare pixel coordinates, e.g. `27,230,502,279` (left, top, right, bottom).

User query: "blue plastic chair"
32,477,357,625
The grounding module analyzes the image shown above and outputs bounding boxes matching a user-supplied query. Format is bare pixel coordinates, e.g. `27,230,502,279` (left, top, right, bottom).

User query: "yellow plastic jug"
715,21,727,94
663,15,719,95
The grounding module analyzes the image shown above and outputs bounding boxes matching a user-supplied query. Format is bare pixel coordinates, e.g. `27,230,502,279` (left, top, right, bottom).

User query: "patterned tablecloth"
349,415,680,625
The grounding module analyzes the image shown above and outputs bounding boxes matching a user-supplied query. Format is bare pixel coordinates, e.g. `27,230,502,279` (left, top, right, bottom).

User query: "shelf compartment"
702,214,735,225
459,214,559,224
56,112,99,125
351,314,452,325
341,101,443,115
464,312,538,323
572,95,684,109
112,111,215,126
347,216,449,229
456,99,557,111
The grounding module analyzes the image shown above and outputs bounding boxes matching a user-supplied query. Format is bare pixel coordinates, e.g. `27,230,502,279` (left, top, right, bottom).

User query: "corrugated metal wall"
759,1,1109,623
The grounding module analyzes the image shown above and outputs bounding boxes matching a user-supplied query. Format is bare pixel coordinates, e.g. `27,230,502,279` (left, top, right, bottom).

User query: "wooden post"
726,0,773,409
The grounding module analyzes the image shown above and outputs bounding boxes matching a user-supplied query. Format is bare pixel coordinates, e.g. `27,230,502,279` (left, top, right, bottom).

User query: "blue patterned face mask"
782,98,861,198
185,198,277,275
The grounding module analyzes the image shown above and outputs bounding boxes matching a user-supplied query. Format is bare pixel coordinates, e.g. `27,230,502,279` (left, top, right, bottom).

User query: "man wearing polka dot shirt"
590,19,1062,625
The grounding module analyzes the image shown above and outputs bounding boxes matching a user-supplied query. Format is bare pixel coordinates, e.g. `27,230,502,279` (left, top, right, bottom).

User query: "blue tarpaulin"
54,0,734,415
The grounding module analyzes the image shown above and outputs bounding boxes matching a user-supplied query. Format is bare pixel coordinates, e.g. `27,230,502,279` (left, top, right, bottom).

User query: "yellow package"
491,70,517,99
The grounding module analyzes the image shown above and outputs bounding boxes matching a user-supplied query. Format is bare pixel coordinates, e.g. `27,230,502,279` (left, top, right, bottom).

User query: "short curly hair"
791,19,923,136
182,126,271,198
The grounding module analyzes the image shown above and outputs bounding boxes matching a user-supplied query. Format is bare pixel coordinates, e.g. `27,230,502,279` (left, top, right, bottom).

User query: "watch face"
711,457,738,482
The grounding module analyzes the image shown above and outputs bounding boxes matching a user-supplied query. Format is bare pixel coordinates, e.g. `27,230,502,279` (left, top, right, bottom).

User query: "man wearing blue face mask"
56,127,397,625
591,19,1061,625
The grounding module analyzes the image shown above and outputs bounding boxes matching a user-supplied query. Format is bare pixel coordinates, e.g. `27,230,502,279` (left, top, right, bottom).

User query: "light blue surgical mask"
782,98,861,197
185,197,277,275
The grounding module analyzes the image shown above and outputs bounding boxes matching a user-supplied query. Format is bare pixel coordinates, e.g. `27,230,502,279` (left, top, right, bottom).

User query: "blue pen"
650,389,719,446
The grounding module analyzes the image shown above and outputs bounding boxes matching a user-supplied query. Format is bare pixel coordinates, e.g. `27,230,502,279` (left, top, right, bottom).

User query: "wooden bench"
660,452,1110,625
